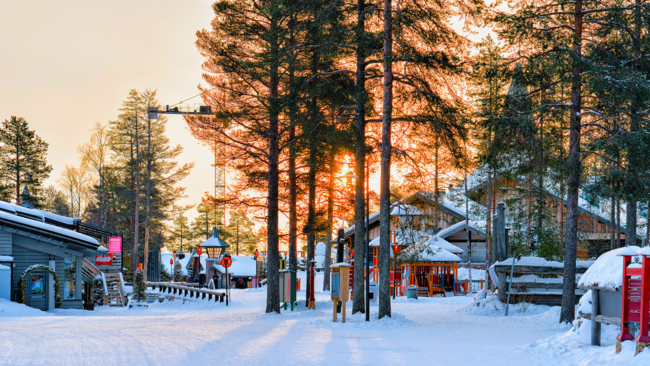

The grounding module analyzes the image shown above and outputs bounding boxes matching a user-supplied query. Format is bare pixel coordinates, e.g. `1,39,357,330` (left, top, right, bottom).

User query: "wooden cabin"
0,201,109,311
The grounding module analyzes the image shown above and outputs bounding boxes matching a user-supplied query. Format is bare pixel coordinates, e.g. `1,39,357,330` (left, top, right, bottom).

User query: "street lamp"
200,227,230,259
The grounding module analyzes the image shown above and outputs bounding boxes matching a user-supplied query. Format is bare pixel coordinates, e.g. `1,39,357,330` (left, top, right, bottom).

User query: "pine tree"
92,276,105,305
222,211,260,256
0,116,53,207
167,214,193,253
172,263,183,282
132,269,147,303
492,0,650,323
106,89,192,279
189,0,290,313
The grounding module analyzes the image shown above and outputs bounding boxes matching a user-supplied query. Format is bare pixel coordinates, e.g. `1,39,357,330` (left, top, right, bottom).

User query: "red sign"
221,256,232,268
197,248,202,255
95,255,113,266
170,259,173,265
108,237,122,253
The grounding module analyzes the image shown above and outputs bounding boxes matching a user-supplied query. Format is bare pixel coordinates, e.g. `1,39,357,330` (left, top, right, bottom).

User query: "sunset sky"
0,0,214,220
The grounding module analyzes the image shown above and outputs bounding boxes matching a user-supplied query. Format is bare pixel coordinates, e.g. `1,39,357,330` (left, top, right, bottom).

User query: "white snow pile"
528,319,650,365
578,246,641,291
459,290,559,318
314,242,326,270
496,256,594,269
457,266,485,280
0,298,51,317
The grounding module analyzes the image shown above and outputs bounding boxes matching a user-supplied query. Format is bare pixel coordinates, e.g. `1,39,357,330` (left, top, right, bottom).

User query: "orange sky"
0,0,216,220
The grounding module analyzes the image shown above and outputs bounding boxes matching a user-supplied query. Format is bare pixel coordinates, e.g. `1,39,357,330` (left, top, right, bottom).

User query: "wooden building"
0,200,109,311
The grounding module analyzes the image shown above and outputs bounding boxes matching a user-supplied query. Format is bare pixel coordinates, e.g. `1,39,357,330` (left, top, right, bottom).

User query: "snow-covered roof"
199,228,230,249
0,209,98,248
33,209,79,226
0,264,9,270
390,205,422,216
578,246,643,291
161,252,208,276
212,256,257,277
436,220,486,239
0,256,13,262
425,236,464,254
419,246,461,262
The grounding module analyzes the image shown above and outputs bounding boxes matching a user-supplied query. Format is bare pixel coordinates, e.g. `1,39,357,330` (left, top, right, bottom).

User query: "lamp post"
200,227,230,290
341,162,371,322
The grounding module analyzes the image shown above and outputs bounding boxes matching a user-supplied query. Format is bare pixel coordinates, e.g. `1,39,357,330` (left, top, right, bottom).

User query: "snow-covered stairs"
104,274,126,306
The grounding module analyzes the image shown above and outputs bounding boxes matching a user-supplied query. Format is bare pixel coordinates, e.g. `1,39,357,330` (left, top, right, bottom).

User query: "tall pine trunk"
625,0,642,247
133,100,141,281
378,0,393,319
352,0,367,315
265,7,281,314
289,126,298,273
560,0,583,324
288,11,298,274
324,149,335,291
143,113,152,281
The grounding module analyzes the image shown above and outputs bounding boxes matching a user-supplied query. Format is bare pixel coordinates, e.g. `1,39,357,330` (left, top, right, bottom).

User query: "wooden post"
591,288,601,346
494,202,508,303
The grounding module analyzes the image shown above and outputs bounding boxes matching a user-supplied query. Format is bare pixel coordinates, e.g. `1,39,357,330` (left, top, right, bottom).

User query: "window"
64,254,76,299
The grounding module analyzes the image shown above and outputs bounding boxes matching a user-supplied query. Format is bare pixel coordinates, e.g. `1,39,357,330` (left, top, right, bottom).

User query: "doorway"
28,271,48,311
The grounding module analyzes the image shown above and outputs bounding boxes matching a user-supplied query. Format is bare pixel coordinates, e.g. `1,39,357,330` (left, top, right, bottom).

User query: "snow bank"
0,298,50,317
578,246,641,291
457,267,485,280
459,292,559,318
496,256,594,269
528,323,650,365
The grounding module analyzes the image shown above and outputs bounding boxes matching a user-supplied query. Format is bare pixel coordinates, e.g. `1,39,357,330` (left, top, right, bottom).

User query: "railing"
147,282,227,303
260,251,306,258
461,279,484,293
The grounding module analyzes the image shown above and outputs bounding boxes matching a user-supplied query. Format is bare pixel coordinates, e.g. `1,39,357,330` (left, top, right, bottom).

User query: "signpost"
221,253,232,305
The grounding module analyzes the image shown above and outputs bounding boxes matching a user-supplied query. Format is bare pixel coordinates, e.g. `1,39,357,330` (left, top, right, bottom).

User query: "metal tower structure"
148,104,227,232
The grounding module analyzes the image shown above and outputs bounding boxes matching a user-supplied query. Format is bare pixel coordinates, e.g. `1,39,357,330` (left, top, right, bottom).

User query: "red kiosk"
617,246,650,354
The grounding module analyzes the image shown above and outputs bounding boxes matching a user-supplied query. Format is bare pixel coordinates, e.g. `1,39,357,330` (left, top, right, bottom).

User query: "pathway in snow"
0,282,570,366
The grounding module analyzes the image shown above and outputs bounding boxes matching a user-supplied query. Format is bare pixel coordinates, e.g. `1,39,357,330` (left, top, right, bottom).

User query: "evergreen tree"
106,89,192,279
43,186,70,216
92,276,105,305
188,0,290,313
191,198,223,241
167,214,193,253
172,262,183,282
132,268,147,303
0,116,52,207
493,0,650,323
223,211,260,256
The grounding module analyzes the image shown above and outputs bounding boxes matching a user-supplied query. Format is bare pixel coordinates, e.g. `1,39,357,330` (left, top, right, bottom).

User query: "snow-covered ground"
0,272,645,365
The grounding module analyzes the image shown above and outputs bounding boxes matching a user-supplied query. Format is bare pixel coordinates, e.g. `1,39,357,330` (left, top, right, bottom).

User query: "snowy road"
0,281,571,366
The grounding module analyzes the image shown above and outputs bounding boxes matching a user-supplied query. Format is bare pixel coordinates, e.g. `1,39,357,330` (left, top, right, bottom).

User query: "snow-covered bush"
132,269,147,303
92,276,105,305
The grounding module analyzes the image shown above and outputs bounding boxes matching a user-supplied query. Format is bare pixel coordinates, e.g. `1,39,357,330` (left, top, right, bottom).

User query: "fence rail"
147,282,227,303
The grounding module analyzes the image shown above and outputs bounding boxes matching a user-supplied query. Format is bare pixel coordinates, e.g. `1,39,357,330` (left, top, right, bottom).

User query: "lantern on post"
200,228,230,259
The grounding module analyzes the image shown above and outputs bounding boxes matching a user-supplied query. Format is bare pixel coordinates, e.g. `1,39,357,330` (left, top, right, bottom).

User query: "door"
28,271,48,311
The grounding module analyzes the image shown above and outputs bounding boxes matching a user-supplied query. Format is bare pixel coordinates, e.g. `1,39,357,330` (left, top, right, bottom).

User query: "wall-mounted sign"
95,255,113,266
108,237,122,254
